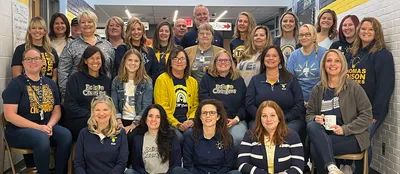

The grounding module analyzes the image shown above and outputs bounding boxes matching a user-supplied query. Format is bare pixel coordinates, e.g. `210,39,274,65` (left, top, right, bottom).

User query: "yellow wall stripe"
321,0,369,15
66,11,77,24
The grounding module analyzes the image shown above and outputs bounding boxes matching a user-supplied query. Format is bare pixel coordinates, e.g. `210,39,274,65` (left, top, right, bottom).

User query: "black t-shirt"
330,41,352,56
172,76,188,123
2,74,60,128
321,88,343,126
12,43,59,78
159,46,168,69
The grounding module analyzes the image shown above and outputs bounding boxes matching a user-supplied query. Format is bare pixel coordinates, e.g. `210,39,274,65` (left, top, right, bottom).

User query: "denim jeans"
172,167,241,174
5,125,72,174
228,121,247,149
174,127,192,147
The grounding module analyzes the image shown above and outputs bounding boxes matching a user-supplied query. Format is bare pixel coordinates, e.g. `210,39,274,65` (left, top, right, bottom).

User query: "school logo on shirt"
140,52,150,64
212,84,237,95
281,44,295,58
347,68,367,85
111,136,117,145
216,141,224,150
294,61,318,78
175,85,188,108
281,84,287,90
233,45,245,61
40,52,54,77
82,84,107,96
27,84,54,114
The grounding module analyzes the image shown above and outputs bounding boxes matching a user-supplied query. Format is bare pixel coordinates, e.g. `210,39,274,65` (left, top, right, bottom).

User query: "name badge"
200,56,205,62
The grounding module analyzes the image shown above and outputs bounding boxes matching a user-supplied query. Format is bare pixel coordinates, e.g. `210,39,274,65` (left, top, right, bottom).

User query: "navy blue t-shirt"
321,88,343,126
229,38,245,64
2,75,60,128
173,76,188,123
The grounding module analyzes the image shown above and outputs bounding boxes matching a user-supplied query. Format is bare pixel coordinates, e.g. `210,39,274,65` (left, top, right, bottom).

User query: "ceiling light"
125,9,132,19
173,10,178,22
214,10,228,22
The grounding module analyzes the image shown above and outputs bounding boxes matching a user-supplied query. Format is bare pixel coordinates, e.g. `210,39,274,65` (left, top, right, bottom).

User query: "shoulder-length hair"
259,45,293,82
152,21,174,53
197,23,215,42
165,46,191,79
49,13,70,41
87,94,120,137
25,16,54,61
350,17,386,57
78,46,107,76
232,12,257,42
137,104,174,163
192,99,233,150
320,49,348,96
242,25,273,62
338,15,360,43
251,100,288,145
316,9,338,40
207,50,240,80
78,11,98,29
117,48,151,84
300,24,319,55
125,20,148,53
105,16,125,40
277,11,300,40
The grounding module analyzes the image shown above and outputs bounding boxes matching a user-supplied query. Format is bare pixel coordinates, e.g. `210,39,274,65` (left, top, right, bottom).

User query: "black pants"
121,119,138,167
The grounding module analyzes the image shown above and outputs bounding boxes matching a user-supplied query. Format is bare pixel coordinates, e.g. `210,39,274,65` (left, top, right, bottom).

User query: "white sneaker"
342,165,352,174
328,168,344,174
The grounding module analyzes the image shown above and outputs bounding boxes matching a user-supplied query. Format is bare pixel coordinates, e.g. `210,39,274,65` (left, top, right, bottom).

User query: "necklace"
24,74,44,120
351,52,365,68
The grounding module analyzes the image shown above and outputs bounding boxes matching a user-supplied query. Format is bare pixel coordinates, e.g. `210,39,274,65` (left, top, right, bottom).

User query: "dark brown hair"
49,13,70,41
316,9,338,40
259,45,293,83
338,15,360,43
165,46,191,79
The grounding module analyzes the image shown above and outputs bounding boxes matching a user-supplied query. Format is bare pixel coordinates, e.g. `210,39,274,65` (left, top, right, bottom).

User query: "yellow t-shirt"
265,138,276,174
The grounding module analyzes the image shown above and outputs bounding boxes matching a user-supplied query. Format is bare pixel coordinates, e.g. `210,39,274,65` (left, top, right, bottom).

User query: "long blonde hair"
350,17,386,57
25,16,54,60
320,49,348,96
87,94,120,137
232,12,257,43
241,25,272,62
125,20,148,53
105,16,125,39
207,50,240,80
277,11,300,40
117,49,152,84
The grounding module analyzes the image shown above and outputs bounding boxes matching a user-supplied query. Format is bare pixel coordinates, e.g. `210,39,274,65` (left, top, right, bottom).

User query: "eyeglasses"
23,57,42,63
172,57,186,62
217,58,231,63
298,33,312,38
199,32,212,37
201,111,218,116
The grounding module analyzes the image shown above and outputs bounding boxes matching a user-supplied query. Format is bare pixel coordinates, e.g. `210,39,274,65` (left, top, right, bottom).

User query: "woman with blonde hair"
230,12,257,63
105,16,125,49
75,94,128,174
316,9,338,49
307,49,372,174
273,11,301,63
237,25,272,86
12,16,59,81
152,20,175,71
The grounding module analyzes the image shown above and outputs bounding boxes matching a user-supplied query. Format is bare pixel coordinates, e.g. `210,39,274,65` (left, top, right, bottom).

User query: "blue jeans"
5,125,72,174
174,127,192,147
229,121,247,149
307,122,363,174
172,167,241,174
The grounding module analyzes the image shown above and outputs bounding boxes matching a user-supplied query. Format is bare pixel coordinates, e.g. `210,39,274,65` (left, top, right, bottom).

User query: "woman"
58,11,114,101
130,104,181,174
246,45,305,133
62,46,112,141
230,12,257,64
346,17,394,166
185,23,225,83
330,15,360,55
154,46,199,143
12,16,59,82
287,24,327,102
237,25,273,86
238,100,304,174
49,13,71,56
316,9,338,49
273,11,301,63
115,19,161,82
111,48,153,166
3,48,72,174
75,94,128,174
105,16,125,49
307,49,372,174
173,99,239,174
199,50,247,149
152,20,175,71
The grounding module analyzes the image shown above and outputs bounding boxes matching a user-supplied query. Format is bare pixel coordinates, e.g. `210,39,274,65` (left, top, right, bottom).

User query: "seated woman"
173,99,240,174
154,46,198,143
306,49,372,174
238,100,304,174
74,94,128,174
129,104,181,174
199,50,247,149
3,48,72,174
62,46,112,141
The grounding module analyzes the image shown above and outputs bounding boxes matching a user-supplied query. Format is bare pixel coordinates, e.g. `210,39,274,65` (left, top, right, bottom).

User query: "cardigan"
184,45,225,68
306,79,372,151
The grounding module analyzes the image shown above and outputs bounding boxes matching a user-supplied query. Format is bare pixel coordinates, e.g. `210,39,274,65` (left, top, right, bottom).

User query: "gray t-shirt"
280,38,296,64
191,47,214,83
143,132,169,174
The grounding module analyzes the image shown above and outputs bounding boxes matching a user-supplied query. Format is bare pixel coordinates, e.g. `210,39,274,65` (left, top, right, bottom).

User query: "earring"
278,64,282,69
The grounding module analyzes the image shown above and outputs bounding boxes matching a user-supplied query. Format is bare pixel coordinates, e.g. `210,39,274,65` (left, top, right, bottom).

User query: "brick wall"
336,0,400,173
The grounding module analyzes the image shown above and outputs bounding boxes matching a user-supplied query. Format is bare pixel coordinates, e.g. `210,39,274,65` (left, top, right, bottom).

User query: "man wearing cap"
70,17,81,39
173,18,188,45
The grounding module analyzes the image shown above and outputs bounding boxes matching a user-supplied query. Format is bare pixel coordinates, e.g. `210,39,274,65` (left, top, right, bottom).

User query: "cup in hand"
323,115,336,130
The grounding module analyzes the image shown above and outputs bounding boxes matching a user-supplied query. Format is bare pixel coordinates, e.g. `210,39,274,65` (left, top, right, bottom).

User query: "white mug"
324,115,336,130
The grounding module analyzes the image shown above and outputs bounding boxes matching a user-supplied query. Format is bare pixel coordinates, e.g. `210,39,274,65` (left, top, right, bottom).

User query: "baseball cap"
71,17,79,26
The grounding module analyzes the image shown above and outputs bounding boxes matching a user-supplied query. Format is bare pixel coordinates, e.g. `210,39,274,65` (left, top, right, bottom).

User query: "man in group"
70,17,81,39
180,4,224,48
173,18,188,45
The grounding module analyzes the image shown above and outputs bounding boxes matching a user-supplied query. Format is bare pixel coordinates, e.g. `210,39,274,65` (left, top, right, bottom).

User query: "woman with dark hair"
49,13,71,56
238,100,304,174
273,11,301,63
173,99,239,174
128,104,181,174
62,46,112,140
316,9,338,49
154,46,198,143
230,12,257,63
330,15,360,55
152,21,175,71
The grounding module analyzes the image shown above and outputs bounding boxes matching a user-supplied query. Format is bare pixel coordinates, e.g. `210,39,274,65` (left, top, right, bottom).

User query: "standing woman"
154,46,199,143
3,48,72,174
12,16,59,82
58,11,114,101
105,16,125,49
230,12,257,64
62,46,112,141
330,15,360,55
111,48,153,166
152,21,175,71
273,11,301,63
346,17,394,166
287,24,327,102
316,9,338,49
237,25,273,86
49,13,71,57
74,94,128,174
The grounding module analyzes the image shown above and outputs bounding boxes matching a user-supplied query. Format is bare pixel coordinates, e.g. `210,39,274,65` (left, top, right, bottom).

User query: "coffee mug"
324,115,336,130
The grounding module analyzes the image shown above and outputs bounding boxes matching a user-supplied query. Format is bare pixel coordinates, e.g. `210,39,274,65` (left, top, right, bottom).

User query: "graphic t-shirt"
237,52,261,86
123,80,136,120
280,38,296,64
143,132,169,174
173,76,188,123
230,38,245,64
192,47,214,83
321,88,343,126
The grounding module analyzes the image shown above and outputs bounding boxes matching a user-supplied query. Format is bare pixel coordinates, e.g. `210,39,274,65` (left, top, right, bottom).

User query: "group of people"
2,3,394,174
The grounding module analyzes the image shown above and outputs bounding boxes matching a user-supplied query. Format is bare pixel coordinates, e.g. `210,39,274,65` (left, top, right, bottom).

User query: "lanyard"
24,74,44,120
